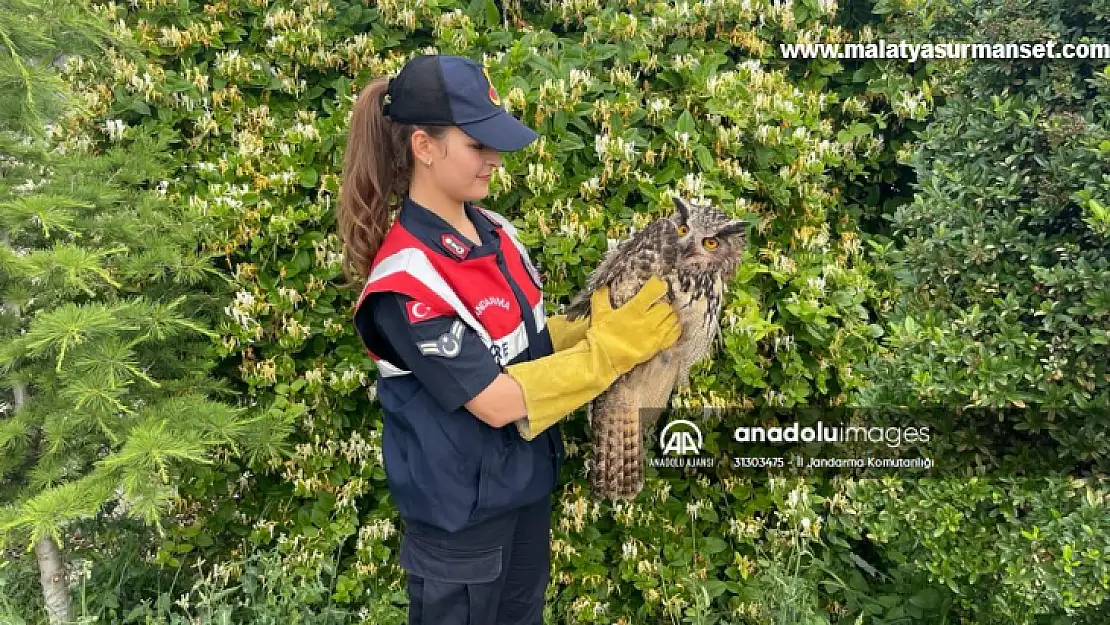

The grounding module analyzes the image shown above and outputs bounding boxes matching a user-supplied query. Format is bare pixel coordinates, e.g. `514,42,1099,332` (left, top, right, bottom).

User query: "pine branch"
0,194,89,240
0,408,32,454
59,376,133,427
34,412,102,486
96,419,212,487
113,477,175,528
0,27,52,137
150,393,251,451
0,413,35,489
6,301,137,371
69,334,160,389
173,250,233,288
24,242,126,295
119,295,218,344
238,406,298,469
73,132,174,187
0,0,128,138
37,167,126,217
0,471,114,549
25,453,65,492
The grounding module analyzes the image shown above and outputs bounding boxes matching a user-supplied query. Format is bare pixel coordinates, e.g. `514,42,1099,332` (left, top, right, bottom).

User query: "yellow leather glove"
546,314,589,351
506,276,681,441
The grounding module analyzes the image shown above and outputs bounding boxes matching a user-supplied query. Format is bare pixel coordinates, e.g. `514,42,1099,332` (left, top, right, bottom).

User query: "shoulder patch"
417,320,465,359
405,300,447,324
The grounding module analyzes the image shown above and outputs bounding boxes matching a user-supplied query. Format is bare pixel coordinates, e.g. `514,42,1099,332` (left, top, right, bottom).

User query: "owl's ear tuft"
671,195,689,223
714,221,748,240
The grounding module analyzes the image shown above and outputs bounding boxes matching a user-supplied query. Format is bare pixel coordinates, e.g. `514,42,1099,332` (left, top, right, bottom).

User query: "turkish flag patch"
440,233,470,259
405,300,446,324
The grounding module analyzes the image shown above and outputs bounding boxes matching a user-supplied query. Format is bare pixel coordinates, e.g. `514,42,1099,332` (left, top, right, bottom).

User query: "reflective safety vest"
356,207,547,375
354,204,563,532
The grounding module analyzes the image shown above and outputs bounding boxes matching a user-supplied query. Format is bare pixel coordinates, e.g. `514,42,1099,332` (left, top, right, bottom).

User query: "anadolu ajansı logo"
661,419,702,455
651,419,715,469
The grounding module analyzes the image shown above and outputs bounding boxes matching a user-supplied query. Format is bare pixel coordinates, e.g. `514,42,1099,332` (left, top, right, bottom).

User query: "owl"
565,195,748,500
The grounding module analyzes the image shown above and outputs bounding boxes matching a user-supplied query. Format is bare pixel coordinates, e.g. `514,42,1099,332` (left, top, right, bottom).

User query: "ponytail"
337,77,446,287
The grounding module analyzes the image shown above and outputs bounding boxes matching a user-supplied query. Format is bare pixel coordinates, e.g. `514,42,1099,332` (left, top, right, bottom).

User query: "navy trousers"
400,492,552,625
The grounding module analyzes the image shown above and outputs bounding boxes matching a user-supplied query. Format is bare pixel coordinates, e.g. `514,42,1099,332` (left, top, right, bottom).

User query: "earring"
423,159,432,167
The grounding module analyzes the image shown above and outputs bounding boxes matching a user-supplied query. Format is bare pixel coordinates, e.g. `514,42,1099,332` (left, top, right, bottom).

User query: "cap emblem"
482,65,502,107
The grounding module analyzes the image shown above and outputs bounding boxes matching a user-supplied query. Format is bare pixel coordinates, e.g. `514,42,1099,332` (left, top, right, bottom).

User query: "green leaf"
909,588,941,608
484,0,500,27
904,315,918,335
703,536,728,554
128,99,151,116
694,145,714,171
676,110,696,136
299,167,318,188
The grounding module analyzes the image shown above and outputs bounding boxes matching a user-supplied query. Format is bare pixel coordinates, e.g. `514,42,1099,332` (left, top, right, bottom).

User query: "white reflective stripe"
491,319,530,365
368,248,492,345
533,299,546,331
478,209,548,332
478,208,522,241
376,359,409,378
364,248,488,377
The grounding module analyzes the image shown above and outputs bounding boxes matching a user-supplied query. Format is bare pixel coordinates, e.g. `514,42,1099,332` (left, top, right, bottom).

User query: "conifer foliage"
0,1,288,622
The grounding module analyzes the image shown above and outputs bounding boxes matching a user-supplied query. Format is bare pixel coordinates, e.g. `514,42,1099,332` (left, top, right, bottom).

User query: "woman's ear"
410,129,434,166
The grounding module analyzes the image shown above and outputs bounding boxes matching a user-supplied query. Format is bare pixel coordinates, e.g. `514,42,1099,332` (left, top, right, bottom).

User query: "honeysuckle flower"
103,118,127,141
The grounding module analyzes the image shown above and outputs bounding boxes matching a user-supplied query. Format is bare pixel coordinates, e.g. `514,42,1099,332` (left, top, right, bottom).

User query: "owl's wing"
565,216,680,320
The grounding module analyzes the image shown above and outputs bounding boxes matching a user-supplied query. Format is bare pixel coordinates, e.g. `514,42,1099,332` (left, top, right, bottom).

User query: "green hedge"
14,0,1103,622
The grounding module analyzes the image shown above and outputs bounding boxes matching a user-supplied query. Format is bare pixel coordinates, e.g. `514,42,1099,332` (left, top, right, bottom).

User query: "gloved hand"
506,276,681,441
545,314,589,351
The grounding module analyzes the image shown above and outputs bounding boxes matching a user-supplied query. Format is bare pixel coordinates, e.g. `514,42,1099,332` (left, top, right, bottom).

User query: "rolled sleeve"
356,292,502,413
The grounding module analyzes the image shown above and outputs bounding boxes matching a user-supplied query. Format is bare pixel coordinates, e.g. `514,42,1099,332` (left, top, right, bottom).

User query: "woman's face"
416,127,503,202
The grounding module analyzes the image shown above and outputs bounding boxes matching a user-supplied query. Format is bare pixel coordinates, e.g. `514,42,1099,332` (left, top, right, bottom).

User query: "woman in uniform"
337,54,681,625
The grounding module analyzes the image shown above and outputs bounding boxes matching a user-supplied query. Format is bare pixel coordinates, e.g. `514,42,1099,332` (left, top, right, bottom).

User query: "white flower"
103,119,127,141
686,499,702,520
579,176,601,199
594,132,610,158
568,68,593,90
621,539,638,560
235,290,255,308
806,276,826,294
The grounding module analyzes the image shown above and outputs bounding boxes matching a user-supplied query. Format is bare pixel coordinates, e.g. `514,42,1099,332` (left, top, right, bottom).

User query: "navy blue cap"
382,55,538,152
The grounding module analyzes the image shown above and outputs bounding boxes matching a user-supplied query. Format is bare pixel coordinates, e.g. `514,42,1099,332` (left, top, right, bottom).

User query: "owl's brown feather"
565,216,680,320
588,345,683,499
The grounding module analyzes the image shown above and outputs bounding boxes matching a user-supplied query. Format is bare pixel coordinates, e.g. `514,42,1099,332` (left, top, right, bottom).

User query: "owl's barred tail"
587,383,645,500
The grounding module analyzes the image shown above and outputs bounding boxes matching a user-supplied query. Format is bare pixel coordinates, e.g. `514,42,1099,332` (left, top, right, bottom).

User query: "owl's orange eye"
702,237,719,250
677,224,689,236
